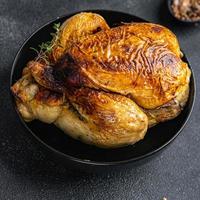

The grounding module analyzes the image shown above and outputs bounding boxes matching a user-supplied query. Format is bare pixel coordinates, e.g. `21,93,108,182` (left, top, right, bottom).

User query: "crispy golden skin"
56,88,148,148
12,65,148,148
51,12,109,62
11,12,109,124
11,65,64,123
11,13,191,148
31,23,190,109
145,81,190,126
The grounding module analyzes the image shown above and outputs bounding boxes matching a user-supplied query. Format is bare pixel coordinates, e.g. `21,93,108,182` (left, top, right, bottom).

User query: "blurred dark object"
168,0,200,23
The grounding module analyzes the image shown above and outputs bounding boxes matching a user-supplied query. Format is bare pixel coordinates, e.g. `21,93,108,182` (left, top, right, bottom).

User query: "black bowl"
10,10,196,171
167,0,200,23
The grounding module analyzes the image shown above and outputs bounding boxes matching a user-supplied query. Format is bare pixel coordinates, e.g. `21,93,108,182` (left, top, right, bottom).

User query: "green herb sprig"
30,22,61,64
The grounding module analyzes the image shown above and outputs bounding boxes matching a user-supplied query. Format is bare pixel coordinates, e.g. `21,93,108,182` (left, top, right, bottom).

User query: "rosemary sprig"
30,22,61,64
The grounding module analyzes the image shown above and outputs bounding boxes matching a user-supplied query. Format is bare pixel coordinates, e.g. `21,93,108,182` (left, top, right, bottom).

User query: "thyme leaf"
30,22,61,64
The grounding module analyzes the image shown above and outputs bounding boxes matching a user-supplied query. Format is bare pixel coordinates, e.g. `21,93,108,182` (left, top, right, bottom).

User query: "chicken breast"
31,23,190,109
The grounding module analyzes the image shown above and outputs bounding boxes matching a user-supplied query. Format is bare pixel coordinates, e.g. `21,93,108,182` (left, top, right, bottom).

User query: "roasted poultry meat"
11,12,191,148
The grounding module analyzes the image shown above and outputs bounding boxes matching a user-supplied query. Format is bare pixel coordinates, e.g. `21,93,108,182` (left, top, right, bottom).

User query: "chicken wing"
51,12,110,62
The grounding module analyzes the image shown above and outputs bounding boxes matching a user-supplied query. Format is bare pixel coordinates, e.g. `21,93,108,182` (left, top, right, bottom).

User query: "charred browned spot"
126,93,133,100
75,97,96,115
122,45,131,53
66,72,82,87
35,88,63,106
44,67,62,89
151,26,163,33
69,88,100,115
54,53,74,70
52,53,86,88
30,64,64,93
92,26,102,34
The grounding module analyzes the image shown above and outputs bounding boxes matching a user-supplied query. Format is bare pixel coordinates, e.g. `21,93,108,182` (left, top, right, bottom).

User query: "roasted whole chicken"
11,12,191,148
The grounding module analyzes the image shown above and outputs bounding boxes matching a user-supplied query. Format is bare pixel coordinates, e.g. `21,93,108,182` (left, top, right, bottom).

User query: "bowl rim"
10,9,196,166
